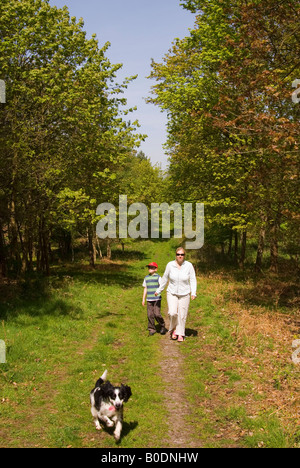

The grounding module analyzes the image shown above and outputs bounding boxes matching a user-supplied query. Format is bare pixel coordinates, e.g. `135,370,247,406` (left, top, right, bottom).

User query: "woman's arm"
155,263,170,296
190,264,197,298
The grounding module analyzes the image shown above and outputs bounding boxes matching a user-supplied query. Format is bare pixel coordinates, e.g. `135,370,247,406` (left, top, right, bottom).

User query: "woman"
155,247,196,342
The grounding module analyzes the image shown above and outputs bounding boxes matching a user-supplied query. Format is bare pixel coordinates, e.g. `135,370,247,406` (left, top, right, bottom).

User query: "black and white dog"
90,370,132,442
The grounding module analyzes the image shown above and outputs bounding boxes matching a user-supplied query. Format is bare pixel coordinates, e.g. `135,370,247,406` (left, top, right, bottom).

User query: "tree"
209,0,300,271
0,0,144,274
149,0,300,269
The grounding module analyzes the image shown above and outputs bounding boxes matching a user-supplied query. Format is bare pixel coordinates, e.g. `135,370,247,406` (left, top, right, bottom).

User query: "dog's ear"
121,384,132,402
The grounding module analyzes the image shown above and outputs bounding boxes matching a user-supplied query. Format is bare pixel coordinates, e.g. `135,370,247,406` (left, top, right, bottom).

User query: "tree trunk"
17,223,27,274
43,227,50,276
239,230,247,268
88,225,96,268
0,222,7,277
37,218,50,275
270,220,279,273
227,228,233,256
106,238,112,260
96,237,103,259
255,215,267,272
8,199,21,275
28,233,33,272
234,230,238,264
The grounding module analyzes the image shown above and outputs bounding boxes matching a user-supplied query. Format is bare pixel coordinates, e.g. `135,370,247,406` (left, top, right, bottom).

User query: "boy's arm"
142,287,147,306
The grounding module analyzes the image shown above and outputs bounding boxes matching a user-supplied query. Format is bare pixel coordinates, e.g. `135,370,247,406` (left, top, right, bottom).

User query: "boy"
142,262,167,336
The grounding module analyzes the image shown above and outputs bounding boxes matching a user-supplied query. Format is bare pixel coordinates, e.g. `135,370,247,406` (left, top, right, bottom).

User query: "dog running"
90,370,132,442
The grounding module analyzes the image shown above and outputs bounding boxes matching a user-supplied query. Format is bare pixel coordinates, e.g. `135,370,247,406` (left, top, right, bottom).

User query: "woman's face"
176,250,185,264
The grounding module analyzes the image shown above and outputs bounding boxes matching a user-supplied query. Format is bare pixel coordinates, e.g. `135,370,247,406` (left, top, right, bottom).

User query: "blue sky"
48,0,195,168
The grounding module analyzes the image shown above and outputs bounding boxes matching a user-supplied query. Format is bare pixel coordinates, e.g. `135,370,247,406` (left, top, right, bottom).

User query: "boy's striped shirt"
143,273,162,301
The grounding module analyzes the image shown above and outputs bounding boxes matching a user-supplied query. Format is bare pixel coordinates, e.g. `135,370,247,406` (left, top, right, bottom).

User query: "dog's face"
101,382,132,409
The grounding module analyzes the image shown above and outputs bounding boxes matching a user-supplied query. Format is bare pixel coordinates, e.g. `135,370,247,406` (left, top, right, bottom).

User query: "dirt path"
159,331,200,448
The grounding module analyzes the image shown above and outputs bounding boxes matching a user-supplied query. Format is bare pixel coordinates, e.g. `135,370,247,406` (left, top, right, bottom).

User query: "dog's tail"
94,369,108,388
94,369,108,389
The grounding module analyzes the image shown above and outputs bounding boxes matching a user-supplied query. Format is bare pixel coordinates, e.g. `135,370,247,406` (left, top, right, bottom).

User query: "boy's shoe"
149,330,156,336
160,327,168,335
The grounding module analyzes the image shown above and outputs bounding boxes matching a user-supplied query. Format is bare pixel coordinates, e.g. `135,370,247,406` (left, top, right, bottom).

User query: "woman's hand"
191,295,196,300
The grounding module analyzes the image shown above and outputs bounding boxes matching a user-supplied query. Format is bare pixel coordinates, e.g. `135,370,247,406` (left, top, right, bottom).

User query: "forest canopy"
149,0,300,271
0,0,299,276
0,0,164,275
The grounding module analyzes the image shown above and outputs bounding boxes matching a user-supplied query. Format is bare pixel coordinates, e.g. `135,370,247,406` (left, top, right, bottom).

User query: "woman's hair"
176,247,186,254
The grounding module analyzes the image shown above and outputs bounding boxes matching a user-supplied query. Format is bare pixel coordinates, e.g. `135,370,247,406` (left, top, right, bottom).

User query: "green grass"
0,240,170,448
0,239,299,448
180,269,300,448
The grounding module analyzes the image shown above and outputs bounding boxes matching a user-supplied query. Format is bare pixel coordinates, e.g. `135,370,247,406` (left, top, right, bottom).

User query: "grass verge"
0,241,169,448
181,270,300,448
0,239,299,448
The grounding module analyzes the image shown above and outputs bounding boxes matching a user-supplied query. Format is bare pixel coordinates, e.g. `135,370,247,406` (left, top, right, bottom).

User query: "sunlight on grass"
1,240,299,448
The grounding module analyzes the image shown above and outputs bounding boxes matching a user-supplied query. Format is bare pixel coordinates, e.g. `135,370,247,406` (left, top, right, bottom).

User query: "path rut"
159,331,200,448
